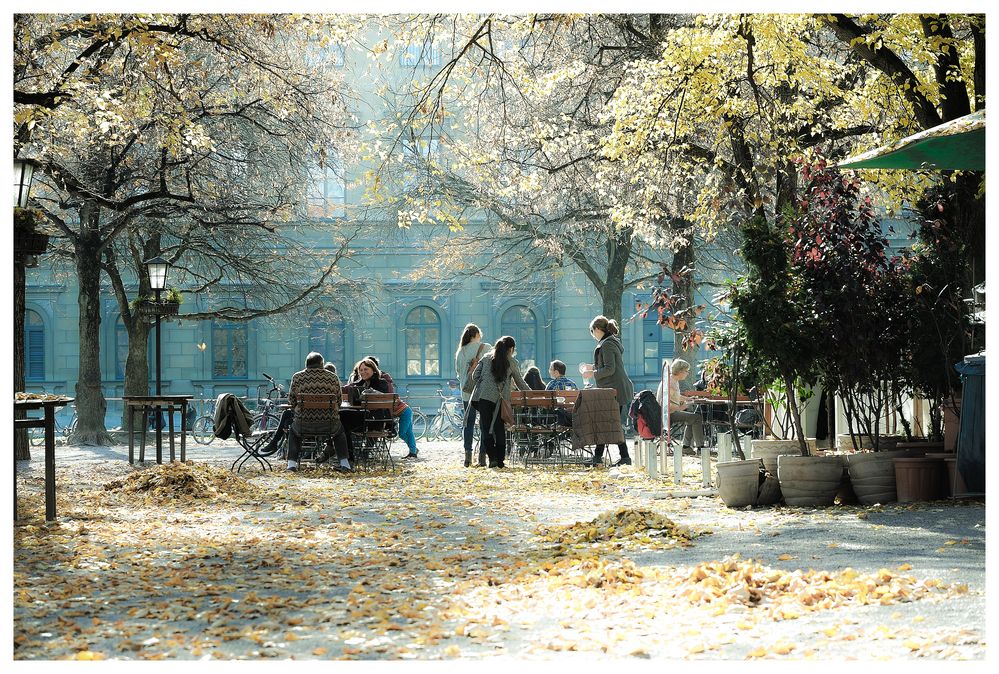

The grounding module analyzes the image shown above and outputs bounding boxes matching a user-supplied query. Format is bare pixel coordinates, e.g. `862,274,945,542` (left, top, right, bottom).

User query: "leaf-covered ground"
13,440,986,660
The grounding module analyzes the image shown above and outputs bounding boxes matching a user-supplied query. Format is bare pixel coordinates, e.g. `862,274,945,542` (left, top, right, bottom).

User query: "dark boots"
477,449,487,467
464,450,472,467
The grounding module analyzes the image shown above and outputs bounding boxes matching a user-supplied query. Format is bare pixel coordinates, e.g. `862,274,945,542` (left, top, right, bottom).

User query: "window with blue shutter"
500,305,538,371
309,308,347,376
643,305,674,375
25,310,44,381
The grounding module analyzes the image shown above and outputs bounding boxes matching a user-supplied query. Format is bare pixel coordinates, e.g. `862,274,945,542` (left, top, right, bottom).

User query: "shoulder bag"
461,343,487,395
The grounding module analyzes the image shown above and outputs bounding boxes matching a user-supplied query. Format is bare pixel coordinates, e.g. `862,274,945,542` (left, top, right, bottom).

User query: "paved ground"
12,437,987,661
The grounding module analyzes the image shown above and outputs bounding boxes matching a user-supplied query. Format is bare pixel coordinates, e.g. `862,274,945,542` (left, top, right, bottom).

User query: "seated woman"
524,366,546,391
345,357,419,459
657,358,704,452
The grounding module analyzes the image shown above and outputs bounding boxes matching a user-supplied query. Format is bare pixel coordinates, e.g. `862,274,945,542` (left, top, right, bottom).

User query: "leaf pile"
537,508,702,548
671,555,966,619
103,461,259,501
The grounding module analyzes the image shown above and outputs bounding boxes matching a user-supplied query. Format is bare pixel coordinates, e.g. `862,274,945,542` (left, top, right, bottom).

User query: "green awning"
837,110,985,171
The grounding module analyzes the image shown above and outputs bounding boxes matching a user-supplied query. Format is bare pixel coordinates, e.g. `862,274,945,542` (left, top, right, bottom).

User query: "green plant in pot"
790,153,911,453
164,288,183,305
728,212,819,457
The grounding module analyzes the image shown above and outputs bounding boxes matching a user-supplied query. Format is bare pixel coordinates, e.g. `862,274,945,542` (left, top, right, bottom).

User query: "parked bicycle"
190,386,218,445
424,389,479,442
28,404,77,446
253,372,286,432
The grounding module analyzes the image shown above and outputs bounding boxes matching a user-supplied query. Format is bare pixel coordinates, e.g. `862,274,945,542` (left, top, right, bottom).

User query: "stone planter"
750,439,811,505
894,456,947,502
716,459,764,508
777,455,845,507
845,450,905,505
836,433,904,452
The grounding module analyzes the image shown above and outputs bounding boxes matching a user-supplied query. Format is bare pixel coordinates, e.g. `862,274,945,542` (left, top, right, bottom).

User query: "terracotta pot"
894,457,947,502
777,455,844,507
894,441,943,457
845,450,905,505
943,399,962,452
716,459,764,508
925,452,962,497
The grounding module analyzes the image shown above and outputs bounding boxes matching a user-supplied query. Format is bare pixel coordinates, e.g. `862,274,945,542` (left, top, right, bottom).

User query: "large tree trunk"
69,224,112,445
600,228,632,324
14,256,30,460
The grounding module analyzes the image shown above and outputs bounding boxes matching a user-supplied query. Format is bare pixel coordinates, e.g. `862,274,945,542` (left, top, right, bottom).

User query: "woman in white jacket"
455,324,491,467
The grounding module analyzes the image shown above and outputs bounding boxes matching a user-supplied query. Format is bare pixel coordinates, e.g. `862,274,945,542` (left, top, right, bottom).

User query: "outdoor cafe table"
14,396,73,521
123,395,192,465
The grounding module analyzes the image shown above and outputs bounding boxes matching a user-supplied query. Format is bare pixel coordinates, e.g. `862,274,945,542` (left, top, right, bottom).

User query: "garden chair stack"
509,390,561,467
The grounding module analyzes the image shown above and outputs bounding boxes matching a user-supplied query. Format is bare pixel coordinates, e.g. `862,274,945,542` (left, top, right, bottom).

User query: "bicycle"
252,372,286,433
28,404,76,446
190,388,218,445
410,405,429,441
425,389,479,442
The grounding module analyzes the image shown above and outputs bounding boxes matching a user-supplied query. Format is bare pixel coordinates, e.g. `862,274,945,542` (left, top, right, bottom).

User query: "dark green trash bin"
954,352,985,495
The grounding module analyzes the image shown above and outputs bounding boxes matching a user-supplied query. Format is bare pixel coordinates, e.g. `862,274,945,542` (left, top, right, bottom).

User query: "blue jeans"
462,399,478,452
398,406,418,455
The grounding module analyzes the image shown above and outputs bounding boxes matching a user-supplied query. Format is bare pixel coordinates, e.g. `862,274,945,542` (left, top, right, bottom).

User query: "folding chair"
513,391,562,467
219,394,279,473
354,393,398,472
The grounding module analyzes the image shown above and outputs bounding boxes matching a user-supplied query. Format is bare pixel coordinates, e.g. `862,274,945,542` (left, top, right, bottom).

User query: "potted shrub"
132,289,182,317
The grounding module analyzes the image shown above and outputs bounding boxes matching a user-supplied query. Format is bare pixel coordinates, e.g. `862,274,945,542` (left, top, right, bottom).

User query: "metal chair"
354,393,398,472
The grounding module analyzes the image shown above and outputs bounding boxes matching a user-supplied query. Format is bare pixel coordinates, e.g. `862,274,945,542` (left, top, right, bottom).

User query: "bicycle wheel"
28,428,44,446
425,412,444,441
253,412,281,432
411,408,429,441
192,415,215,445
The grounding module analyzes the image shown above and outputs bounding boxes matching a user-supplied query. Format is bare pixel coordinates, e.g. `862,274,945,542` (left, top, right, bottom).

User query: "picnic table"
14,396,73,521
123,395,192,464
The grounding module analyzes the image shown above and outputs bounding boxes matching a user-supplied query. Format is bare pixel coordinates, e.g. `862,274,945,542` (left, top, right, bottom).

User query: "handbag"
499,380,514,426
461,343,487,395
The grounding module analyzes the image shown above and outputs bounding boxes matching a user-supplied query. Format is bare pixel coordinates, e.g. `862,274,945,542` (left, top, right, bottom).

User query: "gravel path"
13,438,986,661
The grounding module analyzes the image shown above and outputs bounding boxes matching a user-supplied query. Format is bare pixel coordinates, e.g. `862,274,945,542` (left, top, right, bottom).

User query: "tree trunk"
69,227,112,445
600,230,632,324
783,373,808,455
122,318,151,428
14,256,30,461
671,236,698,369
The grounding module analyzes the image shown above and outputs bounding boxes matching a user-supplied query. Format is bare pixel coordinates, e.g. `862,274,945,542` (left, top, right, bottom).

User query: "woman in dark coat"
581,315,634,466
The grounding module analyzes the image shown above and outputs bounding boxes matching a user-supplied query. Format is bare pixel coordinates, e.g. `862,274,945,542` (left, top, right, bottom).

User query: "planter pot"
894,441,943,457
835,466,859,505
943,399,961,452
894,457,947,502
751,438,815,459
845,450,906,505
137,301,180,317
925,453,963,497
777,455,844,507
14,229,49,255
837,434,904,452
716,459,764,508
750,439,811,505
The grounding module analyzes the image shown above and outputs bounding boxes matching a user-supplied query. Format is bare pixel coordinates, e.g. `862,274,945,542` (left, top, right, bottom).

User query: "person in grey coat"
455,323,491,467
468,335,529,468
581,315,634,466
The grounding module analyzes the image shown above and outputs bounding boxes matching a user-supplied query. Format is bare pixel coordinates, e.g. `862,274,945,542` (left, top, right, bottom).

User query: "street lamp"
14,157,37,208
144,256,170,396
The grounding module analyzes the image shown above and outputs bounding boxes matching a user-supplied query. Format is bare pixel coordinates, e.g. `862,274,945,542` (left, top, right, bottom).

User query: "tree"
365,13,713,360
15,14,357,443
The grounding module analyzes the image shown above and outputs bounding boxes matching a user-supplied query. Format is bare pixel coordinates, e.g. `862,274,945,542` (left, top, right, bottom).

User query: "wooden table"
14,397,73,521
123,395,192,464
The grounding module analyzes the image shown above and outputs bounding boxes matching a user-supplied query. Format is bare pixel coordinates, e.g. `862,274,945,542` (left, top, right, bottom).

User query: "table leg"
156,404,163,464
13,426,17,522
168,405,176,462
139,407,147,463
180,402,187,463
44,405,56,521
128,405,135,464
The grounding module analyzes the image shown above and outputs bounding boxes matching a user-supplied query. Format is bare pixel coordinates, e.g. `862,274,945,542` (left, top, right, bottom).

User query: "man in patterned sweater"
287,352,350,472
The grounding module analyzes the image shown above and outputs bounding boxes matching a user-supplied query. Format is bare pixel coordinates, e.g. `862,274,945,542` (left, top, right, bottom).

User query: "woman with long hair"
345,357,420,459
468,335,529,468
580,315,634,466
524,366,546,391
455,323,490,467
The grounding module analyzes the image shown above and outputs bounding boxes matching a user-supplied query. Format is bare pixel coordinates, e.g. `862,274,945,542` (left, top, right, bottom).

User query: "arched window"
501,305,538,370
115,317,129,380
24,310,45,381
404,306,440,376
212,320,248,379
309,308,347,376
643,308,675,375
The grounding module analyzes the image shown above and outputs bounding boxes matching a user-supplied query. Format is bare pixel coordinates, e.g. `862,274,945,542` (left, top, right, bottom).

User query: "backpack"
628,390,662,439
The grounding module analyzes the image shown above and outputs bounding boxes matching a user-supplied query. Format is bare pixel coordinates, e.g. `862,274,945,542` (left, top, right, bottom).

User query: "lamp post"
14,157,40,462
144,256,170,396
